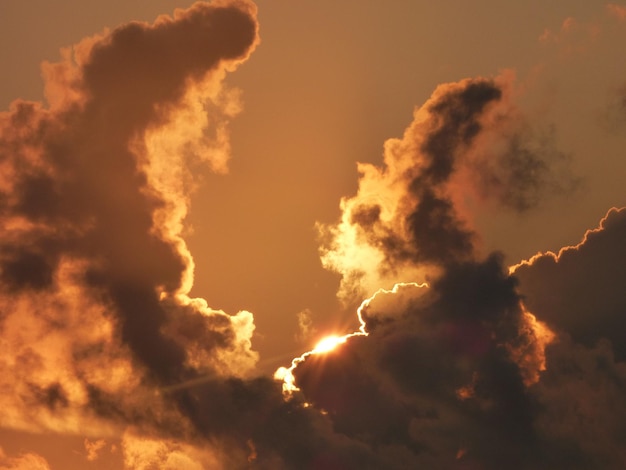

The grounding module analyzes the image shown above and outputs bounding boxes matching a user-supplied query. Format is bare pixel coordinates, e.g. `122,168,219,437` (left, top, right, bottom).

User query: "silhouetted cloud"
532,336,626,468
0,2,429,467
0,1,624,468
513,207,626,358
283,73,623,468
287,204,626,468
294,254,550,469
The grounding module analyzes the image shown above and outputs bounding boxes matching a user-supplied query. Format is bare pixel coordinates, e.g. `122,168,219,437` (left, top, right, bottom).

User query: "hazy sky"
0,1,625,468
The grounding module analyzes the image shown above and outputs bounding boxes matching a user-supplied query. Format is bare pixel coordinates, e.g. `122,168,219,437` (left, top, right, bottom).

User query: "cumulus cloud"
532,337,626,468
290,197,626,469
0,0,282,461
513,207,626,358
0,3,433,467
284,77,623,468
121,431,224,470
288,204,626,468
512,205,626,469
289,227,626,465
318,73,574,302
84,438,107,462
1,1,624,468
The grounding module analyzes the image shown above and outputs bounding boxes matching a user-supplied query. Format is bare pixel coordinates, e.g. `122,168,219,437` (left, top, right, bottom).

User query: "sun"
313,335,347,354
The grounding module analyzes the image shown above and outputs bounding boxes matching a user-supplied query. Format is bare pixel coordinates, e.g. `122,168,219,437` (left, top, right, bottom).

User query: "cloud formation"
513,207,626,359
1,1,624,469
293,200,626,468
0,0,285,464
0,3,460,467
286,78,625,468
318,74,573,302
294,256,549,469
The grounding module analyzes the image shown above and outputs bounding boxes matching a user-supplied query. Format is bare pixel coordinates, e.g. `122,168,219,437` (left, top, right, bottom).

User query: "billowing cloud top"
513,207,626,359
318,73,572,302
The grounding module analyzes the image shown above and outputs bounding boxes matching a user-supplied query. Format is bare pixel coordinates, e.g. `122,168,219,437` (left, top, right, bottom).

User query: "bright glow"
508,207,623,275
313,335,346,354
507,305,556,386
275,282,428,394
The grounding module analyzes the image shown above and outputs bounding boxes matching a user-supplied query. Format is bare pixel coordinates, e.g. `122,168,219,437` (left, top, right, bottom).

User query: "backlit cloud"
0,1,625,469
0,447,51,470
318,73,574,302
513,207,626,359
0,0,268,458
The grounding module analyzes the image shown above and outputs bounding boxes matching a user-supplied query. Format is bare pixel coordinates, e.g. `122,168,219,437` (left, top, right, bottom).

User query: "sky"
0,0,625,468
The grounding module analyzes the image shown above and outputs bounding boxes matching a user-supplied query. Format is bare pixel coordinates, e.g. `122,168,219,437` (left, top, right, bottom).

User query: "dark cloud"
0,2,622,468
294,254,545,469
531,337,626,468
318,74,577,301
405,187,475,265
0,246,58,291
289,78,620,468
466,124,579,212
164,376,388,469
513,207,626,358
0,3,437,468
420,80,502,183
0,0,283,464
379,79,504,267
1,0,257,348
291,228,626,468
30,383,70,411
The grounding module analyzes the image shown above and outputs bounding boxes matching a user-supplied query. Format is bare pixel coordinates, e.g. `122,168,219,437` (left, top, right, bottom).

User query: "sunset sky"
0,1,625,468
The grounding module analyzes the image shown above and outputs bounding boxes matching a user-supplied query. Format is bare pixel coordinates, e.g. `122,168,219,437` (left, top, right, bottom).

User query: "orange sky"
1,1,625,468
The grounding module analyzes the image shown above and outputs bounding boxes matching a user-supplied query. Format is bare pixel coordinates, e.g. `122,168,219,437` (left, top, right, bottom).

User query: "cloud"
0,0,274,454
283,76,622,468
286,203,626,467
293,254,553,469
513,206,626,359
282,73,595,468
290,204,626,468
532,337,626,468
0,447,50,470
318,73,575,302
493,231,626,466
0,4,422,467
1,1,624,468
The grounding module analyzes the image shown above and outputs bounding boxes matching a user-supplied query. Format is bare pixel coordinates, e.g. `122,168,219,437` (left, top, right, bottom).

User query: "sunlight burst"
313,335,347,354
